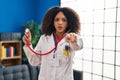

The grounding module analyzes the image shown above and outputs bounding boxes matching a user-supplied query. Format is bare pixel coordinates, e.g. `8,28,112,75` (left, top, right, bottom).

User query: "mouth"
58,26,63,30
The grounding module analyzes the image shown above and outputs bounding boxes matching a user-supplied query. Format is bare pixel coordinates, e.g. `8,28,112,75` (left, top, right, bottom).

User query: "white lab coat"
23,33,83,80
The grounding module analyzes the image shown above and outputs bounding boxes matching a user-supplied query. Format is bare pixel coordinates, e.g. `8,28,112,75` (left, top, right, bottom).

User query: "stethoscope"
25,28,70,56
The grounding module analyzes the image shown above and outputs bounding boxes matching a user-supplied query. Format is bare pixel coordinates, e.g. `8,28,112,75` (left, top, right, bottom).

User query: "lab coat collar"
49,33,66,48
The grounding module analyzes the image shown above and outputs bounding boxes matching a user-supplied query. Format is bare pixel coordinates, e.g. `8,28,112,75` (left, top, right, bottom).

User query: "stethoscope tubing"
25,35,65,56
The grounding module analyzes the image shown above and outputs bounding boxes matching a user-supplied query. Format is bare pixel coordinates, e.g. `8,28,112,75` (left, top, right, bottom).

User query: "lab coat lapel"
49,33,66,48
50,34,55,48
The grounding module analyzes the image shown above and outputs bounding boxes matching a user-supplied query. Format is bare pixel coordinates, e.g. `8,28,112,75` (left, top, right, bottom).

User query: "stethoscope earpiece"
25,28,29,33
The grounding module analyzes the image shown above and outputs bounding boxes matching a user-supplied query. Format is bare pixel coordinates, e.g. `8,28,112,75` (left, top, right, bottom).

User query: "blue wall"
35,0,60,23
0,0,60,32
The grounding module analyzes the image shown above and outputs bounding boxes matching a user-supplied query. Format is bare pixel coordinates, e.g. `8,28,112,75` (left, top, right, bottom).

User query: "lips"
58,26,63,30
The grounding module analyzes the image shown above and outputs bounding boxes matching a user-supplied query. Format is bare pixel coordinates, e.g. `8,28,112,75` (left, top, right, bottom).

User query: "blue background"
0,0,60,32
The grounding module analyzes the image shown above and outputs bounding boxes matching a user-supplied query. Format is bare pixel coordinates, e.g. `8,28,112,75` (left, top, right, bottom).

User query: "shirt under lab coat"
23,33,83,80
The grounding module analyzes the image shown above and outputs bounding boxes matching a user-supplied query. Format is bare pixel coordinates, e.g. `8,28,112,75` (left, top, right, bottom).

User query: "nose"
58,20,63,24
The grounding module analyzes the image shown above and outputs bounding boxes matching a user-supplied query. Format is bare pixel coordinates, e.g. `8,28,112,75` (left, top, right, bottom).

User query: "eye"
62,18,67,22
54,18,59,21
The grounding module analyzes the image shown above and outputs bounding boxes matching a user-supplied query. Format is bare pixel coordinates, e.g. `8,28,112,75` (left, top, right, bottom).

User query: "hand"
65,33,77,43
23,28,32,45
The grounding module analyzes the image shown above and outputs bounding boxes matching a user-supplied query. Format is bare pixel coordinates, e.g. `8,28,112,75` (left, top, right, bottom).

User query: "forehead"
55,11,66,18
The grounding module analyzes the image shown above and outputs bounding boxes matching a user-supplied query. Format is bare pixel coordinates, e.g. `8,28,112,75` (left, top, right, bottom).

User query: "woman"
23,6,83,80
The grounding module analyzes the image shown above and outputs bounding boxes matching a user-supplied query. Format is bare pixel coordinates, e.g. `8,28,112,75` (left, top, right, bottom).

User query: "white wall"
61,0,120,80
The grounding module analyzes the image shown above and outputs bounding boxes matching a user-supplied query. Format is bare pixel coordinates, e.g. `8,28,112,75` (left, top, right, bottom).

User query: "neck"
55,32,64,38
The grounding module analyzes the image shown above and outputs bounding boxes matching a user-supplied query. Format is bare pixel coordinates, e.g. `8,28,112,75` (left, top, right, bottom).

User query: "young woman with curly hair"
23,6,83,80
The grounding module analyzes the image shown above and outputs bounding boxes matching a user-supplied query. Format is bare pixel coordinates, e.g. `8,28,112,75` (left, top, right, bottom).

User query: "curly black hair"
41,6,81,36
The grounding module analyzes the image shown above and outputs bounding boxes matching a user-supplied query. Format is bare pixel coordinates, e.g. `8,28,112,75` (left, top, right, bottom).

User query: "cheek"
64,22,67,26
64,24,68,29
54,23,57,29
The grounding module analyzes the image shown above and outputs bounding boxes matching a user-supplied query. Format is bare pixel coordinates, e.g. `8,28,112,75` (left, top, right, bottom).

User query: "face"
54,11,68,34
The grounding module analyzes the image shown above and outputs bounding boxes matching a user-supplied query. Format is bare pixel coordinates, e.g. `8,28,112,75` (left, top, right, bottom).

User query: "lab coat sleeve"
70,35,83,51
23,36,43,66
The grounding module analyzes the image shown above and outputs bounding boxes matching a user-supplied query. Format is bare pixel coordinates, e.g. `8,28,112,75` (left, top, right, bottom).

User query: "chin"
58,31,64,33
